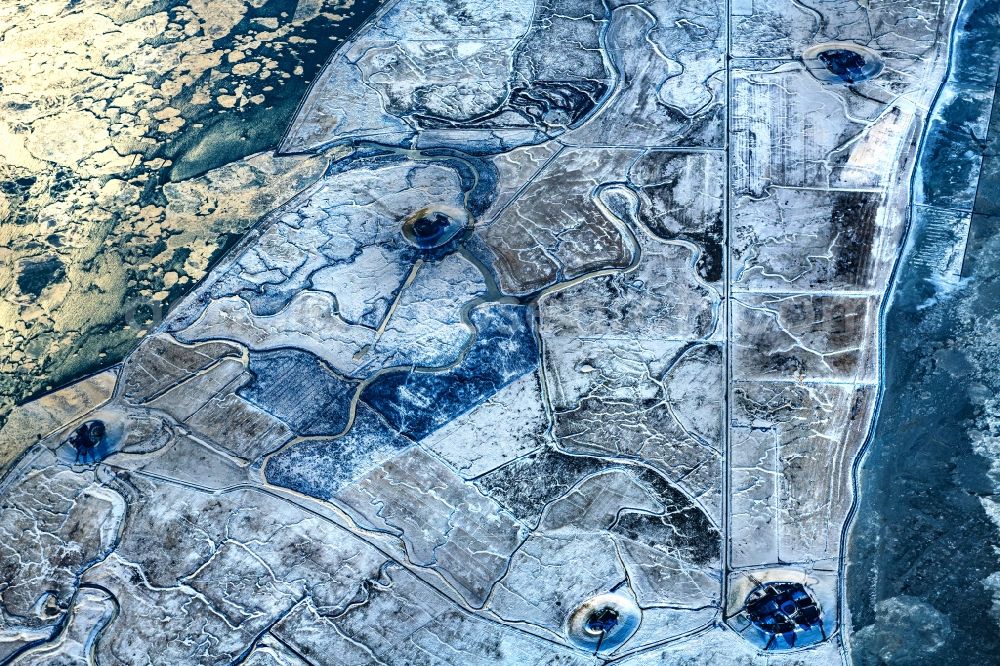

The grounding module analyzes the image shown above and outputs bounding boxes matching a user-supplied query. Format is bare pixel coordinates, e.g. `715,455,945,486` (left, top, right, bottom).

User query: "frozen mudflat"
0,0,977,663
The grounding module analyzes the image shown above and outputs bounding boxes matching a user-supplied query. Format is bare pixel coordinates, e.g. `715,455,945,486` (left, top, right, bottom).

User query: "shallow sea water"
846,1,1000,663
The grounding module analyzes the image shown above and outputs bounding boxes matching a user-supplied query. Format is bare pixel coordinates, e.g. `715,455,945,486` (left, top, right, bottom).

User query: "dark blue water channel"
846,2,1000,664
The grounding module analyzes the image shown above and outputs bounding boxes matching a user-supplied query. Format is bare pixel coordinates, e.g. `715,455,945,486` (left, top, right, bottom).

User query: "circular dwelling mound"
55,408,132,465
803,42,884,84
565,593,641,652
401,205,471,250
736,581,826,650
